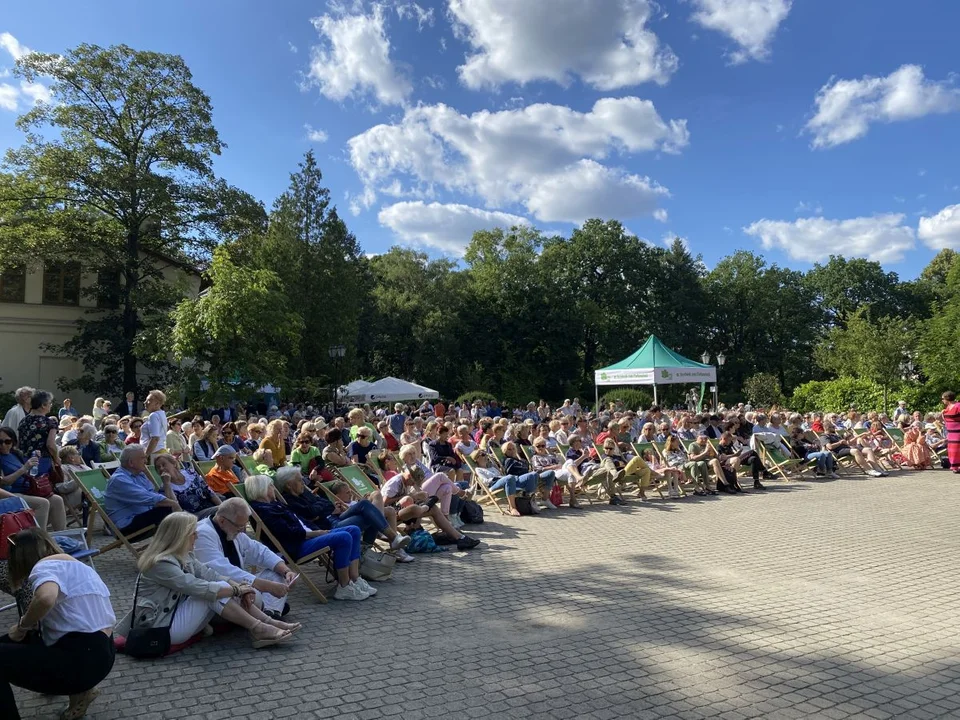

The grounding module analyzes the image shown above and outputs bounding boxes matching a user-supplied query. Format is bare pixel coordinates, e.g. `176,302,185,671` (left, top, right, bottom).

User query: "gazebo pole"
594,382,599,414
653,383,658,406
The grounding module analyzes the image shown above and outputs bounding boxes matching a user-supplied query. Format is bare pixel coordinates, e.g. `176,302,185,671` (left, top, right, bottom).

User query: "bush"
599,388,653,412
454,390,497,406
742,372,785,408
790,377,941,415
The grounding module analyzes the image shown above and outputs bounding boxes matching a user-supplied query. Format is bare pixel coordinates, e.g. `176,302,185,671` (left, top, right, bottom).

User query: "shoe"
608,497,619,505
668,490,680,499
354,578,377,596
693,489,705,496
390,533,411,550
395,548,415,563
753,481,766,490
433,533,458,546
334,583,368,601
528,501,541,514
709,490,718,495
762,472,774,480
828,472,840,479
62,688,101,720
456,535,480,550
868,470,883,477
543,499,557,510
879,471,890,477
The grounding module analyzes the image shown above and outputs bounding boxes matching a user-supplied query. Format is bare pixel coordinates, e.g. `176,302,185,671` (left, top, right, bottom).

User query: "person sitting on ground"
117,512,298,649
380,463,480,550
104,445,181,538
275,467,409,551
193,498,297,620
819,421,888,477
155,454,221,519
531,437,580,507
2,527,116,720
243,474,374,601
502,441,557,511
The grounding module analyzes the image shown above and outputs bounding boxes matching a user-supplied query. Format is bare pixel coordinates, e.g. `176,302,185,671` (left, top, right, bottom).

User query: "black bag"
459,499,484,524
514,494,535,516
125,574,180,659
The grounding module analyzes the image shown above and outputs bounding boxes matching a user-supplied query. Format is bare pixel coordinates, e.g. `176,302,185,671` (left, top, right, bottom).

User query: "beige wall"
0,259,200,414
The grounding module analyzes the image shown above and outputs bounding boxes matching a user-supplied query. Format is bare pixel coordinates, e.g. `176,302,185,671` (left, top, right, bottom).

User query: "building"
0,254,202,413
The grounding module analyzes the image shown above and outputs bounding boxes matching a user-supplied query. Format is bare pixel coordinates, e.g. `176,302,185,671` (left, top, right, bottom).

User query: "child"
644,449,685,499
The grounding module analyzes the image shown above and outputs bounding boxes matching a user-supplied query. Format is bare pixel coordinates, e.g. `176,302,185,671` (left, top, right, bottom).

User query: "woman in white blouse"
2,527,116,720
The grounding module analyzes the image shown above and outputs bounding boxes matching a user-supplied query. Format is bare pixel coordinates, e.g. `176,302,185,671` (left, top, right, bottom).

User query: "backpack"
406,528,447,553
459,499,484,524
514,493,535,516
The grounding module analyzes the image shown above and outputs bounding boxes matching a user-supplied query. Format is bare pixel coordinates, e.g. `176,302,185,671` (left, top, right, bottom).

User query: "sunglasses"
0,439,13,446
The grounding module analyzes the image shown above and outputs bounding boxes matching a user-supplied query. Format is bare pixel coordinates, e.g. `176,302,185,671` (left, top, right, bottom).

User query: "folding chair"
230,483,329,603
68,467,155,559
520,445,536,464
92,458,121,472
756,440,802,480
240,455,259,477
335,465,379,498
884,427,907,453
195,460,216,476
460,454,509,515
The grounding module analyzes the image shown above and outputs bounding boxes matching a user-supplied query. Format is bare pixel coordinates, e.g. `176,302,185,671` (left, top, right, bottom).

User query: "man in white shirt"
194,498,297,617
139,389,168,458
2,386,33,438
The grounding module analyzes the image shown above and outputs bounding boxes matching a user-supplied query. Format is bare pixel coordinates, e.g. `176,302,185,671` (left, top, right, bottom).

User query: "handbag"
26,472,54,498
360,547,396,581
549,484,563,507
0,509,36,560
124,574,181,659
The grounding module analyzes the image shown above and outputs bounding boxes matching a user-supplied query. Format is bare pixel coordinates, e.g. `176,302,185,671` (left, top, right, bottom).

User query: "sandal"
250,621,294,649
265,617,301,632
61,688,100,720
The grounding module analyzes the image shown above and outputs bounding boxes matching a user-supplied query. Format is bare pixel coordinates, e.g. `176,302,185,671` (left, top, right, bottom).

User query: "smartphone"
286,574,300,587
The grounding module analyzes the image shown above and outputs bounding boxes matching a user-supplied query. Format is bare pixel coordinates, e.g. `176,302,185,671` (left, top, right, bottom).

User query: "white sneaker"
334,583,367,601
543,499,557,510
390,533,411,550
828,472,840,479
868,470,883,477
354,578,377,596
528,501,541,514
395,549,415,563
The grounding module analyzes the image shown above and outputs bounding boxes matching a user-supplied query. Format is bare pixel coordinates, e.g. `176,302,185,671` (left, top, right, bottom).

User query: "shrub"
454,390,497,406
599,388,653,412
790,377,941,415
742,373,785,408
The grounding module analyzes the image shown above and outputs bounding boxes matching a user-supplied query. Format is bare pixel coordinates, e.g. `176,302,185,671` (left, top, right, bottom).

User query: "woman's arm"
46,427,60,466
8,580,59,639
0,457,34,486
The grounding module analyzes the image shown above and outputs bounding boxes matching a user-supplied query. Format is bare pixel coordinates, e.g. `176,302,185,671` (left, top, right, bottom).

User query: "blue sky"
2,1,960,277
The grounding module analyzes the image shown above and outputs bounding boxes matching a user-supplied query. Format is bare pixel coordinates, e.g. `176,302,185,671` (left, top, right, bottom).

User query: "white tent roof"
351,377,439,403
341,380,374,401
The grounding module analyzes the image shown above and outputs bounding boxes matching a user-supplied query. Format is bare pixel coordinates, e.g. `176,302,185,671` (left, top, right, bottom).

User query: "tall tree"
805,256,903,327
0,44,264,399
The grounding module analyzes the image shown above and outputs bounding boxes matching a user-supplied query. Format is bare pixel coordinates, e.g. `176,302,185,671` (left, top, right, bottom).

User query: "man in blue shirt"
522,403,540,423
485,400,502,418
387,403,407,438
103,445,180,537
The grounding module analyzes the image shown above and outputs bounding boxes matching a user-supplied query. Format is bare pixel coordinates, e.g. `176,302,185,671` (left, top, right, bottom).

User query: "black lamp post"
328,344,346,415
702,351,726,409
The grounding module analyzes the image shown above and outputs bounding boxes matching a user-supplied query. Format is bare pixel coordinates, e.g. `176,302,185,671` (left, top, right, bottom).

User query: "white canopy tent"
349,376,440,403
341,379,374,402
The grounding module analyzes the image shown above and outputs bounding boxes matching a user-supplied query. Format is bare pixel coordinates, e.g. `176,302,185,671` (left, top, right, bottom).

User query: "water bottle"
29,450,40,477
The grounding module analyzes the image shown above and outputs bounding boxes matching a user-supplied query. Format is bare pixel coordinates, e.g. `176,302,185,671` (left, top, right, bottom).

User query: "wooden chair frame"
70,467,156,559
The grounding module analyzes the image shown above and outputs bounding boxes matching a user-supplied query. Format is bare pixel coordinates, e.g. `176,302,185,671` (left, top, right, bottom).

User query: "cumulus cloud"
744,214,915,263
0,32,32,61
690,0,791,63
304,123,329,143
348,96,686,222
307,4,412,106
919,204,960,250
806,65,960,149
395,2,434,29
448,0,677,90
0,32,49,112
378,201,531,254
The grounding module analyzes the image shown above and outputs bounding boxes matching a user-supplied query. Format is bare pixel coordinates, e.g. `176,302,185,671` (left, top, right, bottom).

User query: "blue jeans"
488,474,519,496
296,525,361,569
808,451,835,473
333,500,387,544
516,472,552,494
537,470,556,492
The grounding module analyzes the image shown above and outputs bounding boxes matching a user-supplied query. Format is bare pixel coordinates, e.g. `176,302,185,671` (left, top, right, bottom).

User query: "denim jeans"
807,451,835,473
333,499,387,544
488,474,519,496
297,525,361,569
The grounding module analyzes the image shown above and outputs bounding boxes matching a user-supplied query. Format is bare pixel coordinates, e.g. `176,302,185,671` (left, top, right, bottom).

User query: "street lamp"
328,344,346,415
716,353,726,409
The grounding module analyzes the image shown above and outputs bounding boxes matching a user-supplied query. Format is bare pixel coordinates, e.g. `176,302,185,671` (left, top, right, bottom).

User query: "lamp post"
702,351,726,410
328,344,346,415
701,352,710,410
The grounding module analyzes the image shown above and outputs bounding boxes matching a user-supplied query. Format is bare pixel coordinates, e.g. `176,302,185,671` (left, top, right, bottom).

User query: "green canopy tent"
593,335,716,410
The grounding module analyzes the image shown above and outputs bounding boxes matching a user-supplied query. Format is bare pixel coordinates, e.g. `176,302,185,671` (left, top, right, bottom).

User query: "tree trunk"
122,226,139,400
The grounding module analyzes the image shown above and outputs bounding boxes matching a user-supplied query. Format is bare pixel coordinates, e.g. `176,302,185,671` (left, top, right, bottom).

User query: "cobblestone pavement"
15,470,960,719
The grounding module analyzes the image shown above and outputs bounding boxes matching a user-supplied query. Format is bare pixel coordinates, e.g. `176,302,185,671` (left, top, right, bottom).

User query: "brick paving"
15,471,960,719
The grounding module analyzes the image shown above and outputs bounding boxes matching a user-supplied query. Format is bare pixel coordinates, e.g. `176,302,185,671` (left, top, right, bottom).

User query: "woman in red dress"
941,391,960,473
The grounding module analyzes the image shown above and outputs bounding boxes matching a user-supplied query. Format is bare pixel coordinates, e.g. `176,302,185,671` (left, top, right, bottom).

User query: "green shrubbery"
454,390,498,406
600,388,653,411
790,378,941,415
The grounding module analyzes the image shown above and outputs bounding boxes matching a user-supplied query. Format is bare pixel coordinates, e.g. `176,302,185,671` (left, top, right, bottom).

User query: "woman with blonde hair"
259,419,287,467
117,512,298,648
91,397,107,428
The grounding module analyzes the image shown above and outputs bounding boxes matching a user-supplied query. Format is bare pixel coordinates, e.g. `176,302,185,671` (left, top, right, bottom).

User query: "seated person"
243,474,374,601
531,439,579,508
192,425,219,461
718,428,769,487
274,467,408,550
205,444,241,497
321,428,350,468
194,498,297,619
75,425,103,467
427,425,463,479
469,450,524,516
380,459,480,550
290,433,321,476
398,443,466,526
155,454,220,518
502,441,556,511
99,424,125,457
103,445,180,537
787,427,838,478
252,448,277,479
686,434,734,493
117,512,298,648
346,428,381,483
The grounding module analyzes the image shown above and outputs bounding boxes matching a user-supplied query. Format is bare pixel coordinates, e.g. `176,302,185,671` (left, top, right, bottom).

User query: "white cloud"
806,65,960,149
448,0,677,90
0,83,17,111
653,208,669,222
0,79,50,112
919,204,960,250
0,32,32,61
307,4,412,106
378,201,530,255
395,2,434,29
744,214,915,263
794,200,823,215
18,81,49,105
663,232,690,250
304,124,329,143
690,0,791,64
348,96,686,222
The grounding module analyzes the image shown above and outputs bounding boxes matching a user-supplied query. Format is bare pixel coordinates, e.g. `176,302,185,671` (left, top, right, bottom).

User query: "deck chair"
239,455,258,477
230,483,329,602
490,445,507,471
461,454,509,515
884,427,907,452
70,467,155,559
757,441,802,480
335,464,379,497
520,444,536,464
195,460,216,476
92,457,121,472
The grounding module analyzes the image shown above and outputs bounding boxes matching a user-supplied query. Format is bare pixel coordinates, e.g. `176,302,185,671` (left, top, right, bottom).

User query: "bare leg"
47,493,67,531
429,505,462,539
382,506,398,533
219,599,288,639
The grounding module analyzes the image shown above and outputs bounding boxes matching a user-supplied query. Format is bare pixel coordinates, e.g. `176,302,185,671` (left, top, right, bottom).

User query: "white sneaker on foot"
390,533,411,550
395,549,415,563
334,583,367,601
354,578,377,596
543,499,557,510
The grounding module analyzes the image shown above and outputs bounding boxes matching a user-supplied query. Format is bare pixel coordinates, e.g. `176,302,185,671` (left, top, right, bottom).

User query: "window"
97,270,121,309
0,266,26,303
42,262,81,306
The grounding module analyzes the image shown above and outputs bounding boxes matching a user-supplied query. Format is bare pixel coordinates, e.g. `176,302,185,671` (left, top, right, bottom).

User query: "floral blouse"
18,414,57,460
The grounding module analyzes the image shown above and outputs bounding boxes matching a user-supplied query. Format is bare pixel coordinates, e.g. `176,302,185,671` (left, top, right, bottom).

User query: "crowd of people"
2,386,959,719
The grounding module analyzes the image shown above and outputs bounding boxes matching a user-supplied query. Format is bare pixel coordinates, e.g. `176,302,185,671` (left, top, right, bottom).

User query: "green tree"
918,258,960,391
169,246,304,403
0,44,264,398
742,372,786,407
816,306,914,413
804,256,903,327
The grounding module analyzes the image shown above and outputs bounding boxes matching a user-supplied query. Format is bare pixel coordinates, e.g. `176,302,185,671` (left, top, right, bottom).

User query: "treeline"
1,43,958,414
